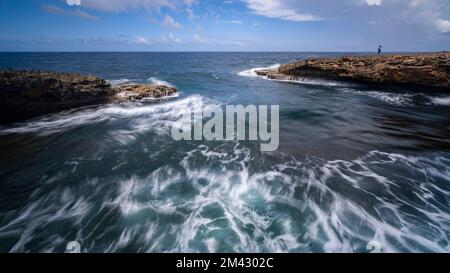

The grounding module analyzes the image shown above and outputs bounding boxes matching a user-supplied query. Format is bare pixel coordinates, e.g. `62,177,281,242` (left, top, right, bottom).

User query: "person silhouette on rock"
378,45,383,55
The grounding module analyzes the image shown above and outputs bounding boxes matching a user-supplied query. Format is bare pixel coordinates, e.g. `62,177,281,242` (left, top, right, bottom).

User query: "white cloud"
366,0,382,5
409,0,423,7
224,20,243,24
186,8,198,20
242,0,320,22
44,4,97,20
63,0,450,37
243,0,450,35
162,15,183,29
436,19,450,33
66,0,196,13
43,4,66,14
398,0,450,34
66,0,81,6
135,33,181,46
135,36,152,45
74,9,98,20
194,33,247,47
163,32,181,44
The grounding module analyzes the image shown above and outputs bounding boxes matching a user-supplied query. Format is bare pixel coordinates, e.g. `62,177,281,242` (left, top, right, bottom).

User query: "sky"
0,0,449,51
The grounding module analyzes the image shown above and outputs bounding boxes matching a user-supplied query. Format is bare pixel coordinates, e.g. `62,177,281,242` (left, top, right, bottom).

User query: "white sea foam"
239,64,351,87
132,145,449,253
0,187,93,252
273,77,351,87
147,77,175,87
108,77,175,87
360,91,415,106
0,95,216,140
365,91,414,105
340,88,450,107
1,90,449,253
431,96,450,106
238,64,280,77
107,79,132,86
339,88,416,106
1,141,449,252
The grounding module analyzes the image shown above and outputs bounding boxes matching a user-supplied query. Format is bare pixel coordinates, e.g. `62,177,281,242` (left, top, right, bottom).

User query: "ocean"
0,52,449,253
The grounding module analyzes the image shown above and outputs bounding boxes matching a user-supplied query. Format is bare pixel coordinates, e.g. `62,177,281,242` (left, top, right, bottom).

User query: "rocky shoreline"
256,52,450,91
0,70,177,124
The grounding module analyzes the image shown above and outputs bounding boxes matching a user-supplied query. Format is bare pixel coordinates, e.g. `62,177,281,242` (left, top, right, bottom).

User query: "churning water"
0,52,449,253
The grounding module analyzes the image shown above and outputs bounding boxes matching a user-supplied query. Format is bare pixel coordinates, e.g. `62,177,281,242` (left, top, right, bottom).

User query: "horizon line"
0,50,446,53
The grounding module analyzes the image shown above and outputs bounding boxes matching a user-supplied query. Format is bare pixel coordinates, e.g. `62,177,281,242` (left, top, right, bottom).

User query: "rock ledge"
113,84,177,102
0,70,177,124
256,52,450,90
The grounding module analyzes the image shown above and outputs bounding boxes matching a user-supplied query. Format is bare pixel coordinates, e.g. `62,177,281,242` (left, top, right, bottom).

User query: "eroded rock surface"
0,70,177,123
113,84,177,102
257,52,450,90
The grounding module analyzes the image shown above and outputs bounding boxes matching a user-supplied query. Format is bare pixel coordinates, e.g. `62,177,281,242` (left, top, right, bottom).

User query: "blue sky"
0,0,449,51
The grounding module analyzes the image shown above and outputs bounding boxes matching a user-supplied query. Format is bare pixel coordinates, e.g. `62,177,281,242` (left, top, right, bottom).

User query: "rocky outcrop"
113,84,177,102
0,70,177,124
256,52,450,90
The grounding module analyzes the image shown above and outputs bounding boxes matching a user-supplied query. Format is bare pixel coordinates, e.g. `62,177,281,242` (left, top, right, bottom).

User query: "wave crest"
238,64,280,77
147,77,175,87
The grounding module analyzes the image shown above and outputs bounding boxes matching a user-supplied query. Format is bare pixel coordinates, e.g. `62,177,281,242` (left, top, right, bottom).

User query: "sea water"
0,52,449,253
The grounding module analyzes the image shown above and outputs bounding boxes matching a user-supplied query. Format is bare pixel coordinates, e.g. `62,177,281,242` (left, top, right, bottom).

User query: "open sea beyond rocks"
0,52,449,253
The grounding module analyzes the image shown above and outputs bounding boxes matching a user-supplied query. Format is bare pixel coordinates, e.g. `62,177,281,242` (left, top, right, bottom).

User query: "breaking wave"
147,77,175,87
107,78,175,88
0,94,211,137
238,64,280,77
238,64,352,87
272,77,352,87
107,79,132,86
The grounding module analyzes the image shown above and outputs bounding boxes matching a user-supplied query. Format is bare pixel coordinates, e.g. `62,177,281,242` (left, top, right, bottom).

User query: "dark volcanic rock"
0,70,113,124
0,70,178,124
257,52,450,90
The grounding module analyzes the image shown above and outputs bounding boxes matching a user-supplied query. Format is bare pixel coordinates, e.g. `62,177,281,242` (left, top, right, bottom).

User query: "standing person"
378,45,383,55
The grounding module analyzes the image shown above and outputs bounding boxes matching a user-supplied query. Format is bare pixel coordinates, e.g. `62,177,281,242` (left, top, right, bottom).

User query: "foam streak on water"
1,142,449,253
0,95,449,252
147,77,175,87
238,64,355,87
432,96,450,106
0,95,205,137
238,64,281,77
1,52,450,253
107,79,132,86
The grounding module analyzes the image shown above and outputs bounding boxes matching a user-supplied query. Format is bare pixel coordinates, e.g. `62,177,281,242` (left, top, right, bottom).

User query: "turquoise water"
0,52,449,253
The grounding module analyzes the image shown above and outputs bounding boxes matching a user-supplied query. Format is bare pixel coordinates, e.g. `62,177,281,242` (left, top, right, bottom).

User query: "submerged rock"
257,52,450,90
0,70,177,124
